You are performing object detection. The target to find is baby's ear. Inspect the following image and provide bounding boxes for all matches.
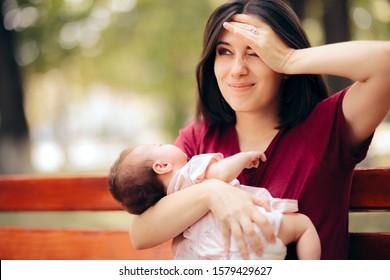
[152,161,172,174]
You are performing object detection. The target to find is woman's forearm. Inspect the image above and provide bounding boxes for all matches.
[130,181,212,249]
[287,40,390,147]
[130,178,276,258]
[286,41,390,82]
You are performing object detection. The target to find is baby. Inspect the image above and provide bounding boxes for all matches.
[108,144,321,259]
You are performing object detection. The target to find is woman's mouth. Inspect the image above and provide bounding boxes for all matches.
[228,83,255,90]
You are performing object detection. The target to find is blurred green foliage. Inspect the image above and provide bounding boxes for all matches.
[8,0,217,138]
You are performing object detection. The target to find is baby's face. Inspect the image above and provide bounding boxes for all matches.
[132,144,188,168]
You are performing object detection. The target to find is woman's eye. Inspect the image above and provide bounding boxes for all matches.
[248,52,259,57]
[216,48,231,55]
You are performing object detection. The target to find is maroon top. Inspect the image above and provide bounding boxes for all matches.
[175,88,373,259]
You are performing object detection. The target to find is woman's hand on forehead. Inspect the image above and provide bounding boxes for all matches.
[223,14,295,73]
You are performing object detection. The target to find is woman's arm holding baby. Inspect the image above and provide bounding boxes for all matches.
[130,178,275,259]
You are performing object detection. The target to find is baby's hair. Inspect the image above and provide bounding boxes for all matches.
[108,147,166,214]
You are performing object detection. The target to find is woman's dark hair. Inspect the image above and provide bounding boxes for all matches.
[195,0,329,129]
[107,148,166,215]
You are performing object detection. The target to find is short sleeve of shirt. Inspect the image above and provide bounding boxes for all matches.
[167,153,223,194]
[187,153,224,183]
[298,87,372,176]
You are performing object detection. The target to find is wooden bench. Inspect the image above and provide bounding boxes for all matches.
[0,167,389,260]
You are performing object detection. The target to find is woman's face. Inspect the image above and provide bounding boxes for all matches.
[214,25,283,115]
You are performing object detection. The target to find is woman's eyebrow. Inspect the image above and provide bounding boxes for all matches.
[216,41,252,51]
[216,41,230,46]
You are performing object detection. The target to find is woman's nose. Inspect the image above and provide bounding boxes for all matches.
[231,56,249,77]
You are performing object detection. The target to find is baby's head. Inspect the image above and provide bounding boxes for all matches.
[108,144,187,214]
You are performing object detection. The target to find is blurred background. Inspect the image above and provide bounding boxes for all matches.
[0,0,389,231]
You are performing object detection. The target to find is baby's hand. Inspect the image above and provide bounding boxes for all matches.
[244,151,266,169]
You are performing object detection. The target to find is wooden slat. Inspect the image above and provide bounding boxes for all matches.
[350,167,390,211]
[0,227,173,260]
[0,168,389,260]
[1,227,388,260]
[0,175,122,211]
[0,167,389,211]
[348,232,390,260]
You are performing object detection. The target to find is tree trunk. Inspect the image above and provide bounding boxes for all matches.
[288,0,306,20]
[322,0,352,92]
[0,10,32,174]
[288,0,352,92]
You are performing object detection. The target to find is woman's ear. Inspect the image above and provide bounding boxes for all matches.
[152,161,173,174]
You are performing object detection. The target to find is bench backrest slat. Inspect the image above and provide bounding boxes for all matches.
[350,168,390,211]
[0,175,121,211]
[0,167,389,260]
[0,167,389,211]
[0,227,173,260]
[348,232,390,260]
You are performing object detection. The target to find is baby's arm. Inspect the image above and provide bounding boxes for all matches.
[205,151,266,183]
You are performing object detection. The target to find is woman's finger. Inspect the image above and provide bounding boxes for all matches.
[231,14,266,27]
[254,196,271,212]
[230,222,249,259]
[252,209,276,244]
[240,216,263,257]
[226,21,258,33]
[223,22,260,40]
[220,224,231,258]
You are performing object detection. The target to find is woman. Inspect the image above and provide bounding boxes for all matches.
[129,0,390,259]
